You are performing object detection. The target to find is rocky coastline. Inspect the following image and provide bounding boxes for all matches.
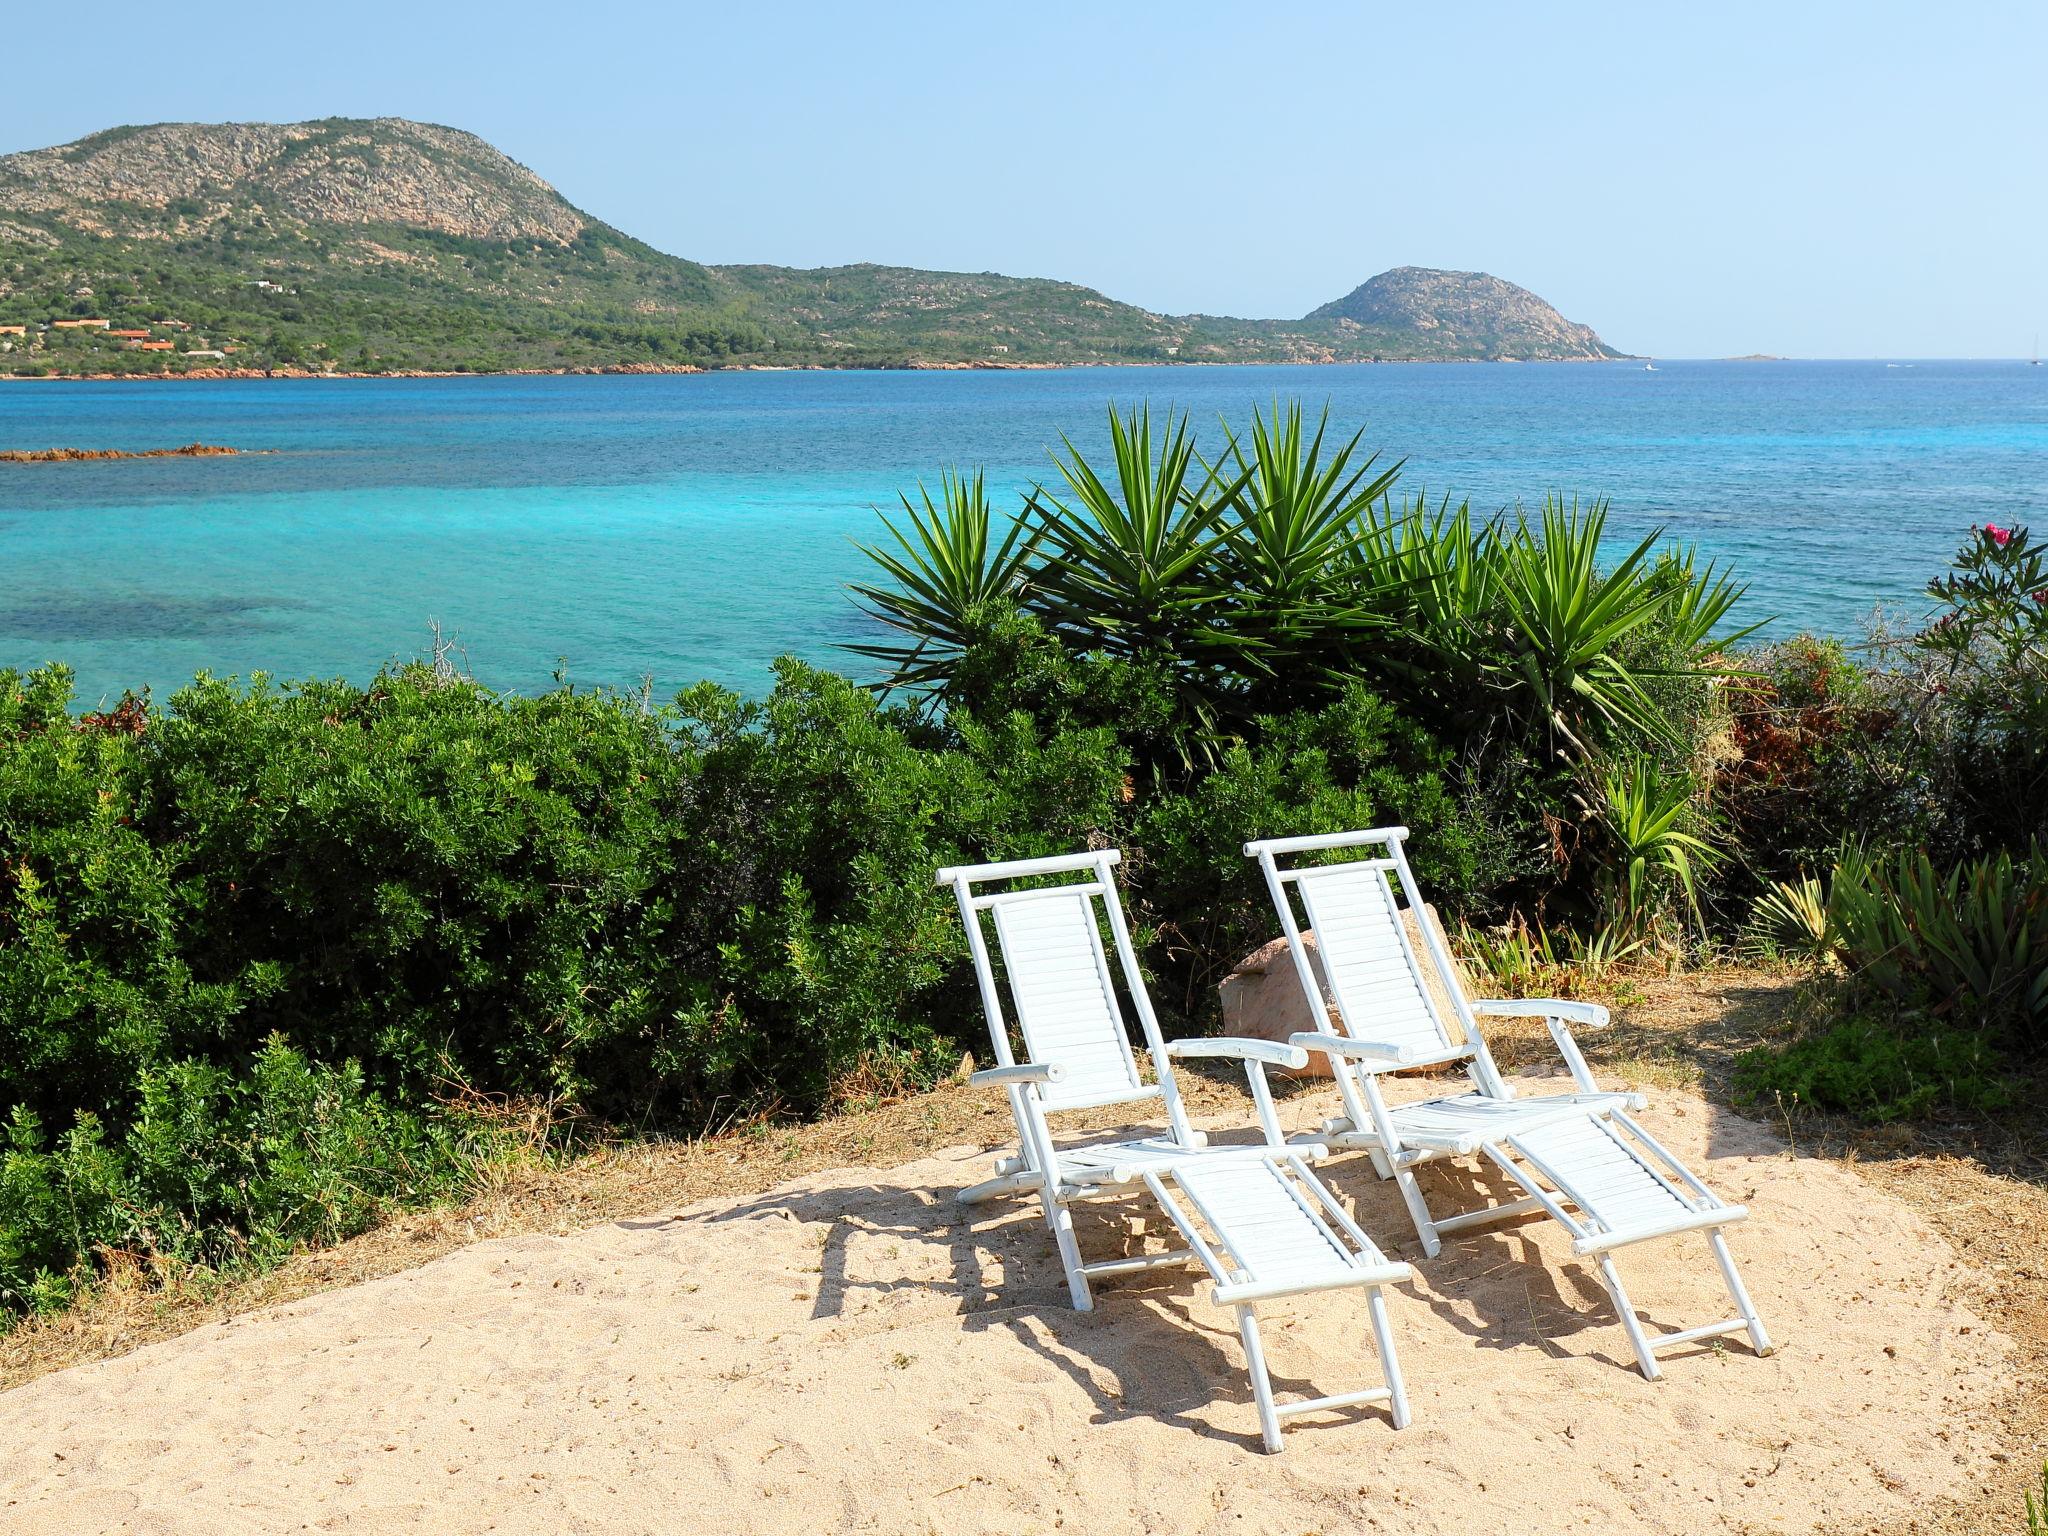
[3,353,1636,384]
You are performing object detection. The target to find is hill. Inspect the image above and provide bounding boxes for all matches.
[1305,266,1622,361]
[0,119,1627,376]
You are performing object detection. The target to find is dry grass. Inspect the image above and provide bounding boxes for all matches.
[2,966,2042,1534]
[1542,966,2048,1536]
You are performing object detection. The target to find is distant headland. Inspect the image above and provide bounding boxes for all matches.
[0,118,1630,378]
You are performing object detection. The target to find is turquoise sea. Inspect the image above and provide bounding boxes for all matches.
[2,360,2043,708]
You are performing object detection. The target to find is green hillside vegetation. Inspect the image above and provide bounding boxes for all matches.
[0,118,1626,376]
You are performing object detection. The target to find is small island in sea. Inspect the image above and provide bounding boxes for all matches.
[0,117,1628,378]
[0,442,249,462]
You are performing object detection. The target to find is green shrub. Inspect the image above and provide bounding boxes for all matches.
[1125,681,1530,1009]
[1732,1015,2015,1122]
[0,1038,468,1313]
[657,660,1128,1114]
[0,657,1139,1314]
[1721,526,2048,892]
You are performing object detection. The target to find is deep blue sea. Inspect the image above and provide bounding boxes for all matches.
[2,360,2043,708]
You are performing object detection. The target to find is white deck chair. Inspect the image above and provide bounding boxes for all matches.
[939,848,1412,1450]
[1245,827,1773,1380]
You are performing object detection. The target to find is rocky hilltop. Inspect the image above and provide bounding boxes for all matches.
[0,120,584,244]
[0,118,1627,375]
[1307,267,1620,361]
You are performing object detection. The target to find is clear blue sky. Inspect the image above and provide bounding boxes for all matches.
[5,1,2041,358]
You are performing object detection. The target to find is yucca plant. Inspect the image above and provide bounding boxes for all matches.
[847,469,1038,695]
[1205,401,1404,696]
[1347,491,1506,710]
[1744,872,1834,969]
[1024,406,1258,767]
[1499,497,1749,758]
[1826,841,2048,1044]
[1599,757,1725,934]
[1025,406,1245,655]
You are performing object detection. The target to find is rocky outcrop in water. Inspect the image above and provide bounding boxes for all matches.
[0,443,246,461]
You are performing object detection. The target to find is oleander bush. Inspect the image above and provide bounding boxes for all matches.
[1726,522,2048,1114]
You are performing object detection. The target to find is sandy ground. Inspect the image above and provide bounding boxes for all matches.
[0,1073,2016,1536]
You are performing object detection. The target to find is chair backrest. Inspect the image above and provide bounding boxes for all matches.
[936,849,1194,1140]
[1246,828,1508,1096]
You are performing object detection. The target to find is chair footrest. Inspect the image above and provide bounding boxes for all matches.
[1572,1205,1747,1255]
[1273,1386,1392,1420]
[1648,1317,1752,1353]
[1160,1156,1410,1305]
[1079,1248,1197,1278]
[1429,1194,1548,1234]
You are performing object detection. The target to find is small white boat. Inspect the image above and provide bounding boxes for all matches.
[1643,362,1657,372]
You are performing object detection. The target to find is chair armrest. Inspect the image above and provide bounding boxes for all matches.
[1165,1036,1308,1071]
[967,1062,1065,1089]
[1288,1031,1423,1065]
[1469,998,1611,1028]
[1471,1000,1611,1094]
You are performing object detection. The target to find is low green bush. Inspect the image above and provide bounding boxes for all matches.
[1,1037,475,1312]
[0,656,1145,1313]
[1732,1014,2015,1122]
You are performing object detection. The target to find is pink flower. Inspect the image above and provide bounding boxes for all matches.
[1985,523,2013,548]
[2035,590,2048,605]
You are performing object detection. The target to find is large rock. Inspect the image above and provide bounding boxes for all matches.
[1217,904,1470,1078]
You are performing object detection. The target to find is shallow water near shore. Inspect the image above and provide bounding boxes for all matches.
[2,359,2043,707]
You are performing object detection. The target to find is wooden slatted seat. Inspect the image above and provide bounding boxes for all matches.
[1247,827,1774,1381]
[939,849,1414,1450]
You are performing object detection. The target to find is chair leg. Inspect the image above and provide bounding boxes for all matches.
[1595,1255,1662,1381]
[1042,1190,1092,1311]
[1366,1146,1395,1180]
[1708,1228,1774,1357]
[1235,1304,1284,1453]
[957,1168,1035,1205]
[1392,1165,1443,1258]
[1366,1286,1411,1430]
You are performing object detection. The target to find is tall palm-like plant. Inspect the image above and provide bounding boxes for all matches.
[1600,756,1725,933]
[1207,402,1404,700]
[1500,497,1746,757]
[847,469,1038,695]
[1022,407,1257,767]
[1026,405,1245,658]
[1347,491,1508,712]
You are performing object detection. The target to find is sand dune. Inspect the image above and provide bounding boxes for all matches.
[0,1084,2013,1535]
